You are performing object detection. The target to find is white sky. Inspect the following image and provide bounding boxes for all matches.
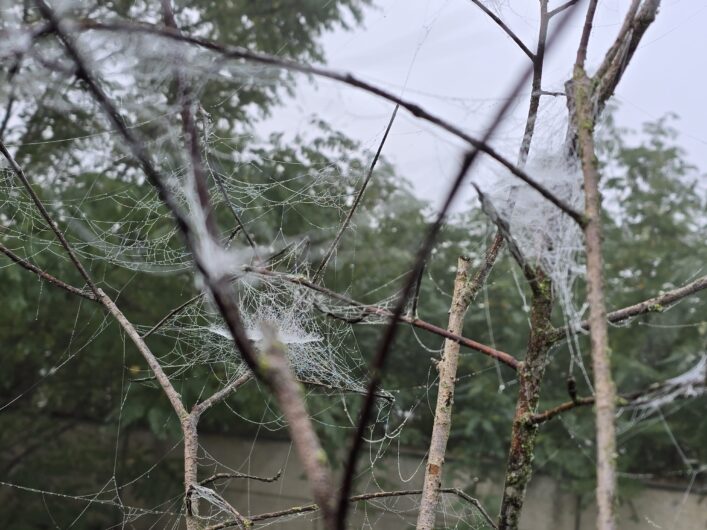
[262,0,707,210]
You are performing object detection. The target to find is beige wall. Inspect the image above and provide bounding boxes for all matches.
[199,434,706,529]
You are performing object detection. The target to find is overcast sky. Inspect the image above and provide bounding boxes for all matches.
[262,0,707,210]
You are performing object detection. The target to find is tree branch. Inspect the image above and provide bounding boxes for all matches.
[312,104,398,283]
[549,0,580,18]
[469,0,535,61]
[417,257,471,529]
[531,357,706,424]
[571,3,616,526]
[141,293,202,338]
[244,265,519,370]
[0,140,99,296]
[548,274,707,343]
[593,0,660,118]
[257,325,336,528]
[206,488,496,530]
[199,469,282,487]
[0,242,95,301]
[191,373,253,418]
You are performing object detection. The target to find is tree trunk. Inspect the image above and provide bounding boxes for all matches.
[416,257,471,530]
[498,274,553,530]
[573,68,617,530]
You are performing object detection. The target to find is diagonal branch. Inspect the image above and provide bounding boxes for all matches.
[592,0,660,118]
[0,140,99,296]
[548,274,707,343]
[312,104,398,283]
[66,19,584,225]
[244,266,519,370]
[141,293,202,338]
[191,373,253,418]
[605,275,707,325]
[469,0,535,61]
[549,0,580,18]
[0,242,95,301]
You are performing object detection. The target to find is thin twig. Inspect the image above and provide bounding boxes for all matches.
[549,274,707,343]
[206,488,496,530]
[0,242,95,301]
[141,293,202,338]
[531,365,706,424]
[0,140,99,296]
[548,0,580,18]
[469,0,535,61]
[312,104,398,282]
[191,373,253,418]
[199,469,282,487]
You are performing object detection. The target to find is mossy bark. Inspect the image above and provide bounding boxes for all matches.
[498,273,553,530]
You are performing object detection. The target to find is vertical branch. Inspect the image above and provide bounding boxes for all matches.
[497,272,553,530]
[416,258,470,530]
[159,3,211,525]
[518,0,549,166]
[416,247,501,530]
[572,66,617,530]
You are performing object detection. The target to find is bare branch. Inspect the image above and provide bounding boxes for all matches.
[518,0,549,166]
[469,0,535,61]
[66,19,585,225]
[575,0,599,68]
[141,293,202,338]
[606,275,707,324]
[313,104,398,282]
[548,0,580,18]
[549,274,707,343]
[593,0,659,117]
[206,488,495,530]
[417,257,471,529]
[530,396,595,424]
[191,373,253,418]
[0,140,99,296]
[98,290,188,419]
[532,358,707,424]
[571,3,616,524]
[417,236,504,530]
[199,469,282,487]
[0,242,95,301]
